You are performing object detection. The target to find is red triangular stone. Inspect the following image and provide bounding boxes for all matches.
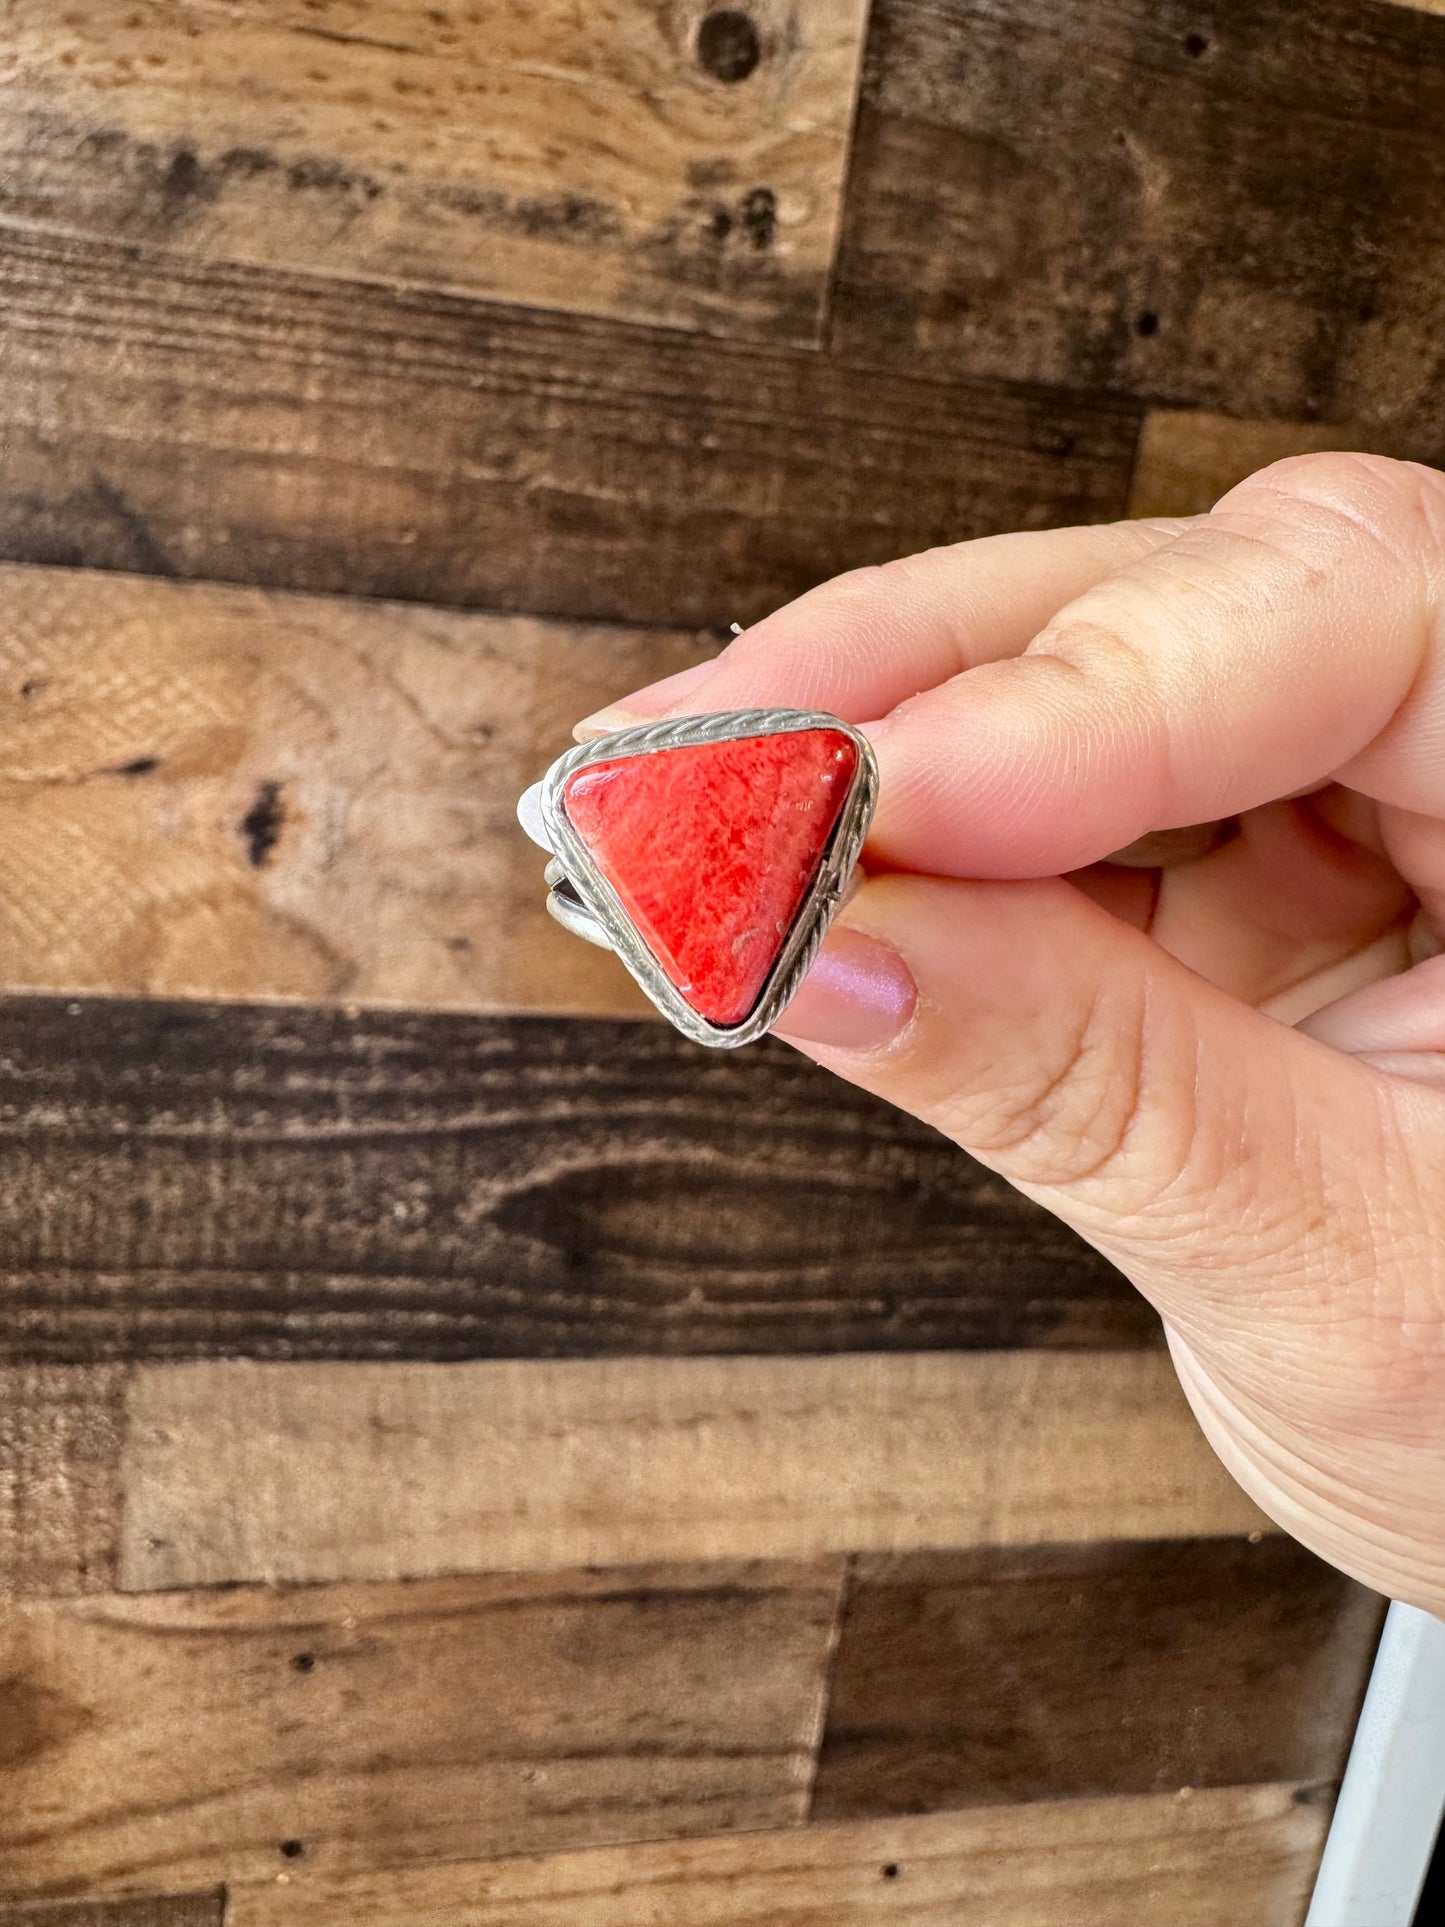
[562,728,859,1027]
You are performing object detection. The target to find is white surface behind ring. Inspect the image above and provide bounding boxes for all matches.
[516,782,553,852]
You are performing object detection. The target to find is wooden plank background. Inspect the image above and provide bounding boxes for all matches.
[217,1789,1337,1927]
[116,1353,1265,1588]
[3,1,1442,1920]
[0,0,871,344]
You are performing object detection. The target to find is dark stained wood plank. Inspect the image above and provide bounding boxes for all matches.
[0,1897,223,1927]
[117,1354,1264,1590]
[811,1537,1384,1820]
[0,561,706,1013]
[0,996,1153,1364]
[0,1366,127,1597]
[227,1786,1330,1927]
[0,224,1143,630]
[0,0,869,346]
[0,1560,842,1898]
[833,0,1445,434]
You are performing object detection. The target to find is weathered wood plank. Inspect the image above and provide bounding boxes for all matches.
[0,224,1143,629]
[0,1559,841,1899]
[0,1,869,346]
[812,1539,1384,1819]
[1125,409,1435,517]
[225,1785,1331,1927]
[116,1353,1266,1590]
[0,562,705,1012]
[0,997,1155,1364]
[0,1897,223,1927]
[0,1366,127,1598]
[834,0,1445,432]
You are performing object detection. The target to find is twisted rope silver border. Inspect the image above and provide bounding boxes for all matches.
[538,708,879,1048]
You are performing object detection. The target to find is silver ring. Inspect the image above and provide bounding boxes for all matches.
[518,708,879,1048]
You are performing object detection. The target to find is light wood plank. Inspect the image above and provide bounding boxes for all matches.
[1126,409,1422,518]
[0,0,869,344]
[812,1542,1382,1817]
[0,1560,841,1899]
[226,1784,1330,1927]
[0,224,1144,631]
[118,1353,1268,1590]
[0,562,707,1011]
[0,997,1155,1366]
[0,1366,127,1597]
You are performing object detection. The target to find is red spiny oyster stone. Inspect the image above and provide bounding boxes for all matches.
[562,728,859,1027]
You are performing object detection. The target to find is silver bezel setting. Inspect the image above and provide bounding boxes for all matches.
[535,708,879,1048]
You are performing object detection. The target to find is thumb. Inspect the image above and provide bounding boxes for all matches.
[776,873,1427,1406]
[781,875,1445,1611]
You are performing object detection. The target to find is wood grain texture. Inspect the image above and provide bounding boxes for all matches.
[225,1784,1330,1927]
[0,0,869,345]
[0,996,1155,1364]
[834,0,1445,432]
[0,1898,223,1927]
[0,1559,841,1900]
[116,1353,1267,1590]
[812,1539,1384,1819]
[1125,410,1436,517]
[0,562,707,1011]
[0,1367,127,1598]
[0,223,1143,629]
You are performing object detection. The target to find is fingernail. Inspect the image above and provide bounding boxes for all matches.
[774,925,917,1053]
[574,657,724,741]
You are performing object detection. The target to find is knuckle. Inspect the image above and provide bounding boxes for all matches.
[1020,614,1171,779]
[1245,447,1407,500]
[1225,450,1445,577]
[952,980,1189,1202]
[1009,610,1178,851]
[1029,611,1159,687]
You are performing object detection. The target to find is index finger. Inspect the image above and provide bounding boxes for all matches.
[577,518,1192,736]
[856,453,1445,878]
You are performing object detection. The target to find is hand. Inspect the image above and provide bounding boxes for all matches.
[579,454,1445,1615]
